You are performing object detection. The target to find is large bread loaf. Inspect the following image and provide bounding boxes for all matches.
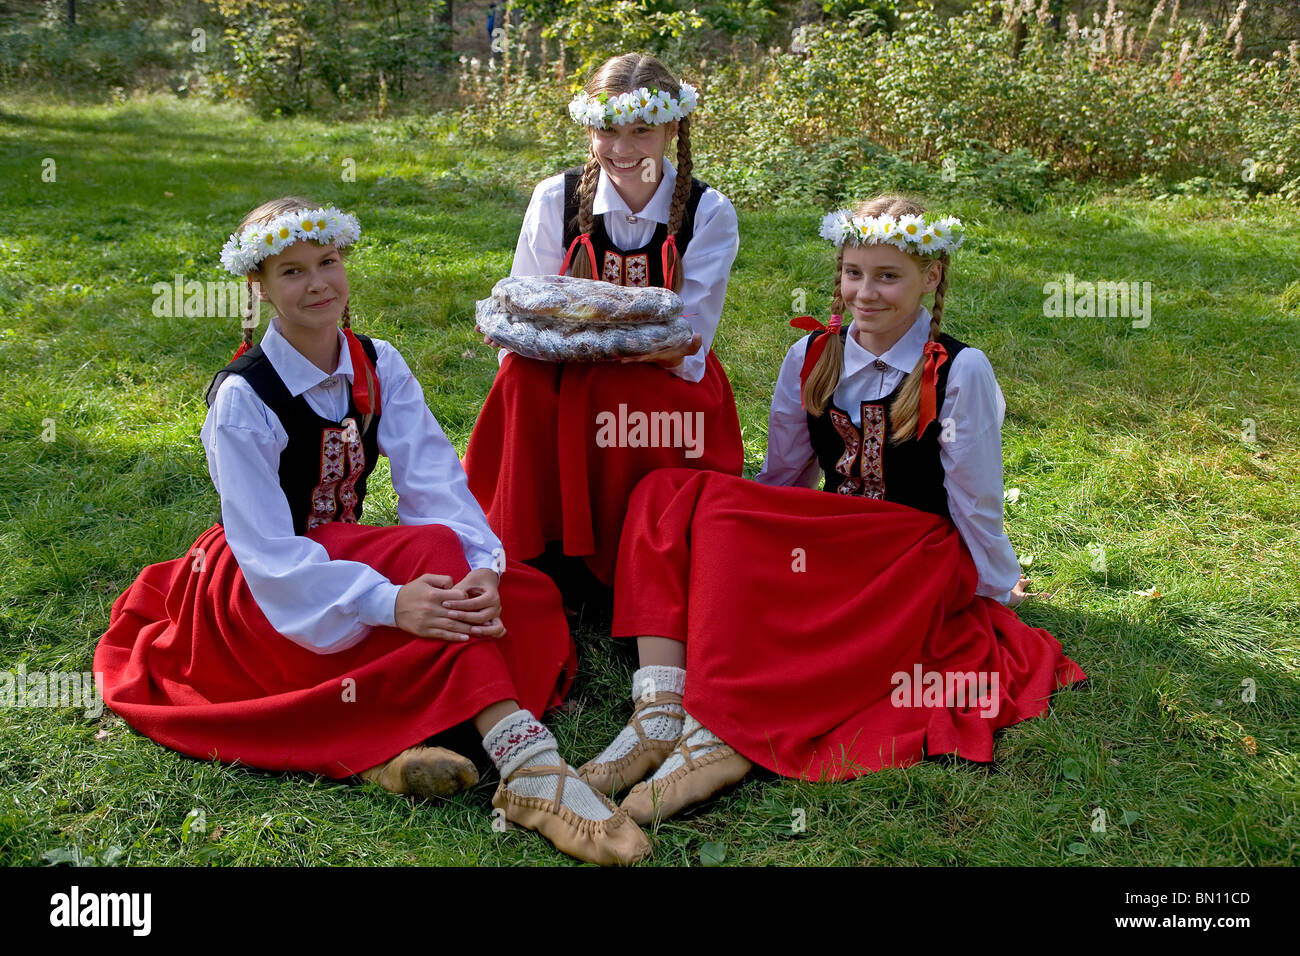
[475,298,693,362]
[475,274,692,361]
[490,275,682,325]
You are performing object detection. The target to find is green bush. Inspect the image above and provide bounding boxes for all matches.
[3,1,1297,204]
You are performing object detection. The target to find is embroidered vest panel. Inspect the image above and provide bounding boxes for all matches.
[804,331,966,518]
[205,335,382,535]
[561,165,707,287]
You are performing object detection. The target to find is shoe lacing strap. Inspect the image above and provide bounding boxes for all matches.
[627,691,684,745]
[509,763,585,814]
[674,732,725,772]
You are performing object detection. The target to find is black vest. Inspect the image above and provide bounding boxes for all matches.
[204,336,382,535]
[562,165,708,287]
[804,330,967,518]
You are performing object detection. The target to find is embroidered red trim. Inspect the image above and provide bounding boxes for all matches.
[602,250,623,284]
[625,252,649,287]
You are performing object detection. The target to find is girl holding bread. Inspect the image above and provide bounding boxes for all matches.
[463,52,744,606]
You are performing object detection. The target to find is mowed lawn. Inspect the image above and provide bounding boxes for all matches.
[0,96,1296,866]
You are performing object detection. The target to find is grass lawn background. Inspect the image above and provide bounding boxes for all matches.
[0,96,1296,866]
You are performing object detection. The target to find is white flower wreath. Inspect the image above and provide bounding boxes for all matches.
[568,82,699,129]
[819,209,965,256]
[220,206,361,276]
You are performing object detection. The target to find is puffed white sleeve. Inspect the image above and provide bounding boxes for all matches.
[373,340,505,575]
[937,348,1023,604]
[672,189,740,384]
[201,378,402,655]
[754,336,821,488]
[510,175,567,278]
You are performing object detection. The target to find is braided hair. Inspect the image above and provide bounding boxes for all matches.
[801,194,950,444]
[567,53,694,294]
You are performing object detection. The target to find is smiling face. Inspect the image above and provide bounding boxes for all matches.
[250,240,349,335]
[589,118,677,194]
[839,243,942,355]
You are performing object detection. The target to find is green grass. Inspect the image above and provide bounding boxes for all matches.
[1,95,1297,867]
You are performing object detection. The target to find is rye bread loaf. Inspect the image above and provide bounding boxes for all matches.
[490,274,682,325]
[475,297,693,362]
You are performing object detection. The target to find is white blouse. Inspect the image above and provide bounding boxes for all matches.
[507,157,740,384]
[201,319,505,655]
[754,308,1023,604]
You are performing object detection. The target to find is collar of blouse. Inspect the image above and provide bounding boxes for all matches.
[841,306,934,378]
[261,319,354,397]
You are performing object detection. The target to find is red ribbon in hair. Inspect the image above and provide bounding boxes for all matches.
[789,314,844,410]
[560,233,598,279]
[345,327,381,415]
[231,342,250,361]
[915,340,949,439]
[661,235,678,289]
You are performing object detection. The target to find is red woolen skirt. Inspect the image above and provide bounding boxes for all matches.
[94,521,576,778]
[612,469,1087,781]
[462,352,744,585]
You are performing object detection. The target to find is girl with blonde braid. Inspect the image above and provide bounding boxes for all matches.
[96,196,652,865]
[578,195,1087,825]
[463,52,744,608]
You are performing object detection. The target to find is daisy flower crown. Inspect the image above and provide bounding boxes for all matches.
[568,82,699,129]
[220,206,361,276]
[819,209,965,256]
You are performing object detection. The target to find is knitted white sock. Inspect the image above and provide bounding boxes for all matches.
[651,711,724,780]
[483,710,612,821]
[590,665,686,766]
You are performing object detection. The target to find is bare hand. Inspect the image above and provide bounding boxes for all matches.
[440,568,506,638]
[1006,574,1050,608]
[620,333,702,369]
[395,573,478,641]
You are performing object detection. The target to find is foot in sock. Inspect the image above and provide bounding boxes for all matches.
[483,709,651,866]
[579,665,685,796]
[621,712,753,826]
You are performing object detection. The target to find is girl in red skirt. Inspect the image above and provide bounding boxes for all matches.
[578,195,1088,825]
[463,52,745,601]
[95,197,650,865]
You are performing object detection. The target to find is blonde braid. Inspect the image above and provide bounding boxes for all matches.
[663,115,693,294]
[241,281,256,351]
[567,155,602,280]
[338,296,380,430]
[802,245,847,416]
[889,256,948,444]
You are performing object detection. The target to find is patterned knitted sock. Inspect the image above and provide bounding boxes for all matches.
[482,710,613,821]
[589,665,686,766]
[650,711,725,780]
